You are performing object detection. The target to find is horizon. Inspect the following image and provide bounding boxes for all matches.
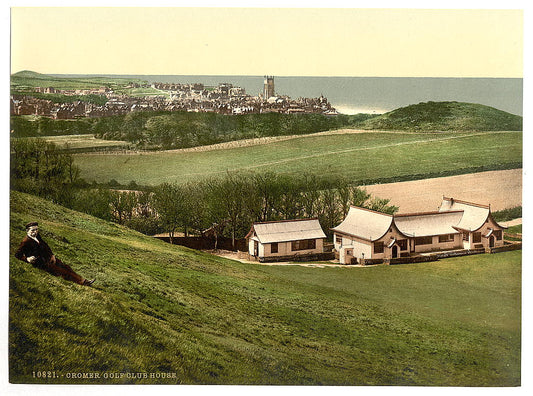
[11,70,526,80]
[11,71,523,115]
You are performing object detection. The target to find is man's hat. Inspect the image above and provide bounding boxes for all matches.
[25,222,38,229]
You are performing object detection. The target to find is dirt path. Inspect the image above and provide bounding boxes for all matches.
[502,218,522,227]
[364,168,522,213]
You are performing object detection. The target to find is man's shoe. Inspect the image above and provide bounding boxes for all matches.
[83,279,95,286]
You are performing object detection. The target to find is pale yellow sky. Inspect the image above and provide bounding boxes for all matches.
[10,7,523,77]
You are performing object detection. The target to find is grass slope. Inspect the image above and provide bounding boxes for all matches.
[73,130,523,185]
[9,191,521,385]
[11,71,146,91]
[361,102,522,131]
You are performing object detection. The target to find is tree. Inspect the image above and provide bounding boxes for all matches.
[249,172,284,222]
[145,115,178,149]
[121,112,148,144]
[109,190,137,224]
[369,197,398,215]
[72,188,113,221]
[318,188,341,235]
[181,181,209,236]
[10,137,80,203]
[299,174,327,218]
[152,183,186,244]
[205,173,251,249]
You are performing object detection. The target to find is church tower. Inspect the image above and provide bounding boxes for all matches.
[263,76,275,99]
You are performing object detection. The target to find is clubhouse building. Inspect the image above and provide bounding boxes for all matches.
[332,197,507,264]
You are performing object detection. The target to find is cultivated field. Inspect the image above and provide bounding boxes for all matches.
[73,130,522,185]
[364,168,522,212]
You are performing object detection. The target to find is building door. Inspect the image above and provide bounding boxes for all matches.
[489,236,495,248]
[254,240,259,256]
[392,245,398,258]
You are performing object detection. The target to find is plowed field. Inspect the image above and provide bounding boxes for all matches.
[364,168,522,212]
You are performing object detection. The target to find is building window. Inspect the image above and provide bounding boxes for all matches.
[397,239,408,250]
[335,235,342,245]
[374,241,384,254]
[472,232,482,243]
[494,230,502,240]
[291,239,316,251]
[414,236,433,246]
[438,234,454,243]
[271,242,278,254]
[463,233,469,241]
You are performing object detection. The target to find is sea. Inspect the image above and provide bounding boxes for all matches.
[56,75,523,116]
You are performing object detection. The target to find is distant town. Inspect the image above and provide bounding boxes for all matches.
[10,76,338,119]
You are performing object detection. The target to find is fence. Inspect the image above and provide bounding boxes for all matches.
[258,252,336,263]
[487,242,522,254]
[154,235,247,251]
[347,243,520,266]
[432,247,486,260]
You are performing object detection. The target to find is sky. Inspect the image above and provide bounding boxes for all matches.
[9,5,523,78]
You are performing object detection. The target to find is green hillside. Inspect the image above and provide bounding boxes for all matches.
[9,191,521,385]
[73,130,522,185]
[360,101,522,131]
[11,70,146,91]
[12,70,51,79]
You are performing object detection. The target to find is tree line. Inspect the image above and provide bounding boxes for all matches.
[11,138,397,249]
[11,111,374,149]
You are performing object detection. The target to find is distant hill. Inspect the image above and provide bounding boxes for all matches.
[8,190,521,385]
[11,70,147,90]
[11,70,52,79]
[358,101,522,131]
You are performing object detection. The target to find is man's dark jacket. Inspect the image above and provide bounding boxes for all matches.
[15,234,54,268]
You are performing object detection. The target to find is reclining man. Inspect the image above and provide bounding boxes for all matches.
[15,222,95,287]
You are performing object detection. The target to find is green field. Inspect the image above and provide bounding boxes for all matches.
[32,135,129,150]
[72,130,523,185]
[9,191,521,385]
[123,87,170,98]
[11,70,147,91]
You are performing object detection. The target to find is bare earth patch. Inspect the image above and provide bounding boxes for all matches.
[364,168,522,213]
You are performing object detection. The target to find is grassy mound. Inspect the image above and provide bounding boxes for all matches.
[360,101,522,131]
[11,70,51,79]
[9,191,521,385]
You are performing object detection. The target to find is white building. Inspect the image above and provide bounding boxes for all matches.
[332,197,507,264]
[245,218,327,262]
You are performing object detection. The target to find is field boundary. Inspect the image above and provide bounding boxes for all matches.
[350,242,521,266]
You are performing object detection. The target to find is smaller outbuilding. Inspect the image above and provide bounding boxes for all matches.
[245,218,328,263]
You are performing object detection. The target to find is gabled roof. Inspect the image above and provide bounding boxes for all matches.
[438,197,498,231]
[394,211,464,237]
[332,197,507,242]
[246,218,326,244]
[331,206,394,242]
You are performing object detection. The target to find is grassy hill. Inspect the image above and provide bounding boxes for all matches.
[360,101,522,131]
[9,191,521,385]
[72,130,522,185]
[11,70,146,91]
[12,70,51,79]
